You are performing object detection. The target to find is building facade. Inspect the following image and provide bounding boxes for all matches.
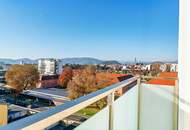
[170,64,178,72]
[37,75,59,88]
[38,59,62,75]
[0,70,6,84]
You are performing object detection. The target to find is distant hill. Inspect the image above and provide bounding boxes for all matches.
[0,57,114,65]
[0,58,37,64]
[60,57,103,65]
[151,60,178,64]
[101,60,121,65]
[0,58,177,65]
[151,61,165,64]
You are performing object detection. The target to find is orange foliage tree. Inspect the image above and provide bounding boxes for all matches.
[58,67,73,88]
[68,65,117,109]
[67,65,97,99]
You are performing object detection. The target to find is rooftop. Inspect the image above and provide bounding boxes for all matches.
[146,72,178,86]
[24,88,70,106]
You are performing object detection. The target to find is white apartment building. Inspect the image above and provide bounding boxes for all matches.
[160,64,167,72]
[170,64,178,72]
[38,59,62,75]
[141,64,151,71]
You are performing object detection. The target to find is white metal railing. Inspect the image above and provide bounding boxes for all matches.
[0,77,138,130]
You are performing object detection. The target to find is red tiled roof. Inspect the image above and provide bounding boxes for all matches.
[159,72,178,78]
[110,74,128,77]
[146,79,175,86]
[96,73,129,83]
[146,72,177,86]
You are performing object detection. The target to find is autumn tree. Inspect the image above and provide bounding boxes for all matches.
[67,65,97,99]
[151,63,161,76]
[58,67,73,88]
[5,64,39,93]
[166,64,171,72]
[94,72,117,109]
[68,66,117,109]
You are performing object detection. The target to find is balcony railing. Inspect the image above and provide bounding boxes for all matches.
[0,76,178,130]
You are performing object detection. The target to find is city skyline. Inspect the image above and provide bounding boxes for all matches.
[0,0,178,61]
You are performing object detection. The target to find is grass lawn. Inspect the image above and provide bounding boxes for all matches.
[76,107,100,117]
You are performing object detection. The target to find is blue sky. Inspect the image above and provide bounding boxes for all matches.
[0,0,178,61]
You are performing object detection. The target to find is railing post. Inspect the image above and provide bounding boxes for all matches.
[137,77,141,130]
[107,92,115,130]
[173,79,179,130]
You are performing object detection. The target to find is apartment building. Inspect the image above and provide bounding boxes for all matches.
[0,70,6,84]
[0,64,10,84]
[38,59,62,75]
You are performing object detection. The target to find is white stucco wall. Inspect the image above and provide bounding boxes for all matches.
[178,0,190,130]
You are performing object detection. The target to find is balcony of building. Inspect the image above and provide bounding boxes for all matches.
[0,76,179,130]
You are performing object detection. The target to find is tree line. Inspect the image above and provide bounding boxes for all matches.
[59,65,116,100]
[5,65,116,101]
